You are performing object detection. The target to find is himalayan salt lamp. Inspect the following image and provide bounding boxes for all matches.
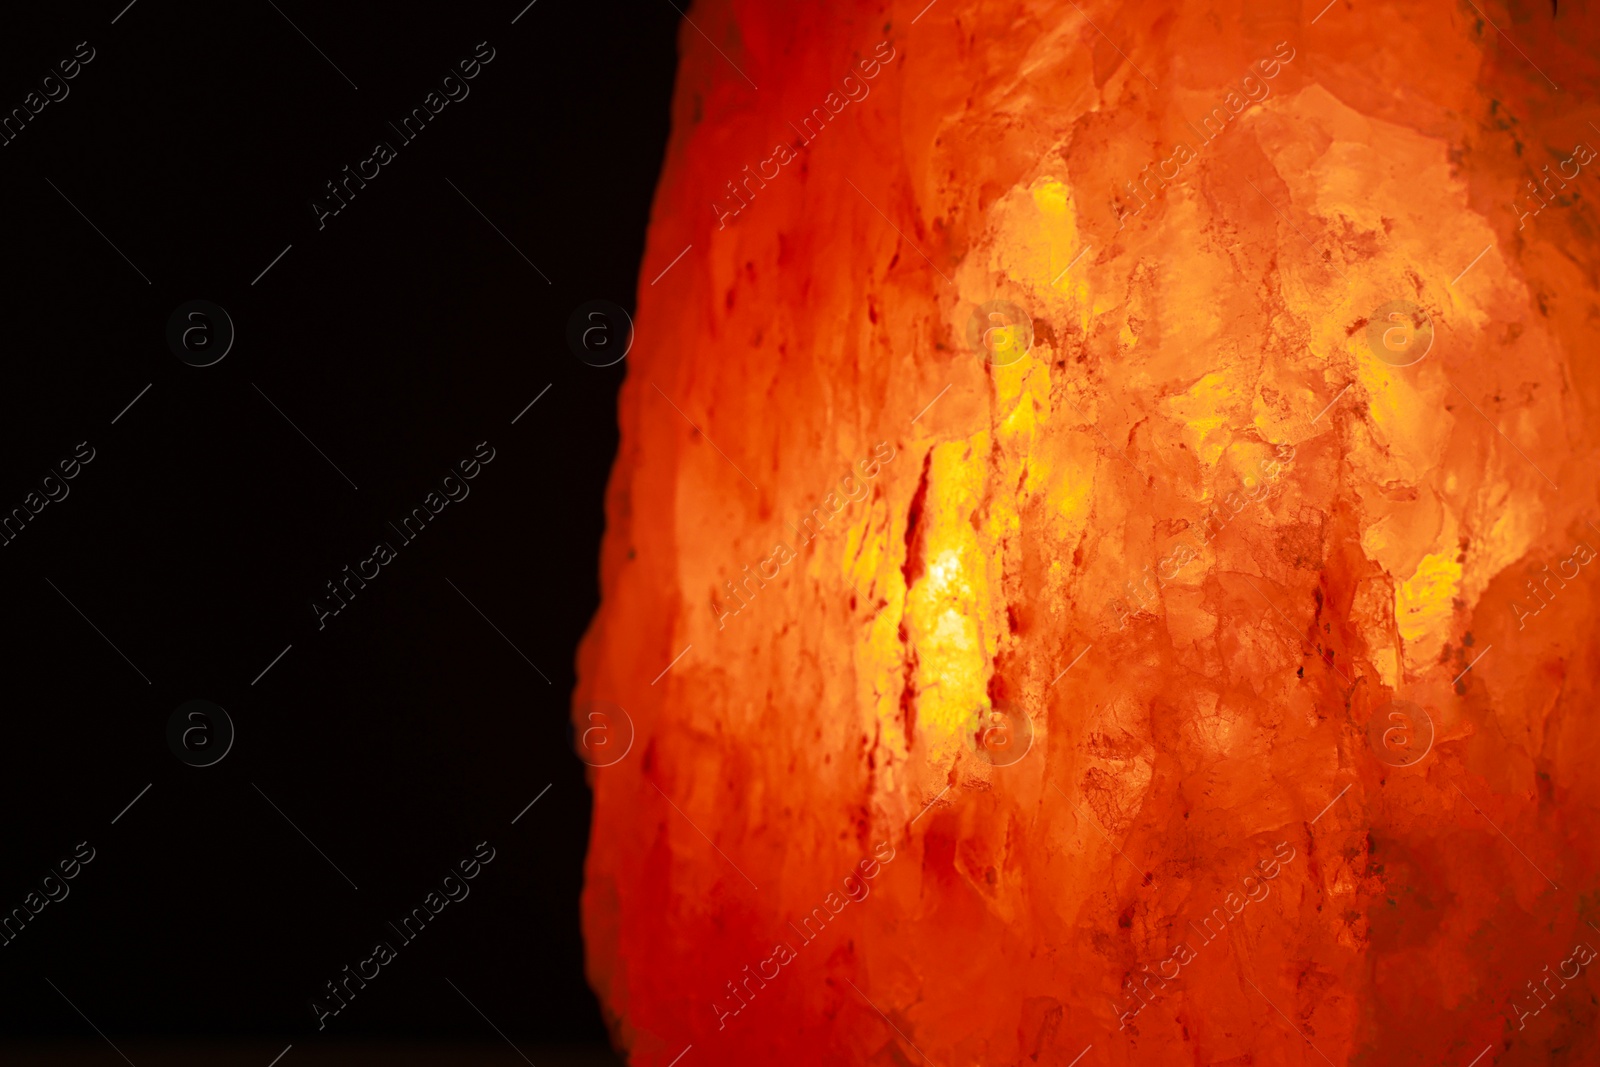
[576,0,1600,1063]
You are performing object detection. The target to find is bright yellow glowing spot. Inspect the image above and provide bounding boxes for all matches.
[897,439,996,767]
[932,606,974,649]
[930,549,965,593]
[1396,551,1461,645]
[1032,180,1069,217]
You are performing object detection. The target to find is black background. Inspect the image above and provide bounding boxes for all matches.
[0,0,677,1057]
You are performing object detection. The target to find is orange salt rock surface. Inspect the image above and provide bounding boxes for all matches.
[574,1,1600,1063]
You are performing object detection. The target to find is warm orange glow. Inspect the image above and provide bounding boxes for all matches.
[578,1,1600,1063]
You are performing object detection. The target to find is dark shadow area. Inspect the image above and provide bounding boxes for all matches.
[0,1,679,1059]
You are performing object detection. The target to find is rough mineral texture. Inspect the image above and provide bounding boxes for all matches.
[576,1,1600,1063]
